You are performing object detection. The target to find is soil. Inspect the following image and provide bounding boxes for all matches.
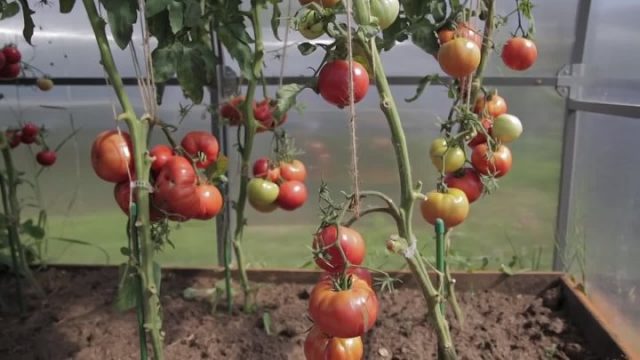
[0,268,617,360]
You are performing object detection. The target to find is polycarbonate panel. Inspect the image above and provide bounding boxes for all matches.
[0,0,576,78]
[576,0,640,104]
[0,81,563,270]
[566,112,640,354]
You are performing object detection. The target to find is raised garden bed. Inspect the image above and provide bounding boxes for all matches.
[0,266,633,359]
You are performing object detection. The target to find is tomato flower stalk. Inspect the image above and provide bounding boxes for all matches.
[80,0,164,358]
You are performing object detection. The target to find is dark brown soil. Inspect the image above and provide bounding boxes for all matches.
[0,268,617,360]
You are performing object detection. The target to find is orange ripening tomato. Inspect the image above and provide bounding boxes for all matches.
[91,130,134,183]
[437,38,481,78]
[473,94,507,117]
[420,188,470,228]
[304,326,363,360]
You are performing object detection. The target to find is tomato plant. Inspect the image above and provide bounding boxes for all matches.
[430,138,465,173]
[318,60,369,108]
[35,150,57,167]
[220,96,245,126]
[492,114,522,143]
[471,143,513,178]
[313,225,365,273]
[321,266,373,288]
[276,180,307,210]
[420,188,470,228]
[467,117,493,147]
[437,38,481,78]
[296,8,325,40]
[181,131,219,168]
[304,326,363,360]
[90,130,133,183]
[444,168,484,204]
[501,37,538,71]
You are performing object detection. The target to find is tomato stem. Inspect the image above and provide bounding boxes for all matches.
[80,0,164,358]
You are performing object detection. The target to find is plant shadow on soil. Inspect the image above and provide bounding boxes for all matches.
[0,268,622,360]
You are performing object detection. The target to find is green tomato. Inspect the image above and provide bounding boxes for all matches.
[492,114,523,144]
[429,138,465,174]
[247,178,279,207]
[297,8,325,40]
[370,0,400,30]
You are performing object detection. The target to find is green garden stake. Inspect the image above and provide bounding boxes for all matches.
[435,218,446,316]
[130,202,148,360]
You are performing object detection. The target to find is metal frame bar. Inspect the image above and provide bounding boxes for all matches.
[1,76,557,87]
[553,0,592,271]
[567,98,640,119]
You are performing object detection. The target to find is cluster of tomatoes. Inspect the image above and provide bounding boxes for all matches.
[436,21,538,78]
[220,96,287,132]
[91,130,223,222]
[305,225,377,359]
[0,45,21,80]
[5,123,57,167]
[248,157,308,212]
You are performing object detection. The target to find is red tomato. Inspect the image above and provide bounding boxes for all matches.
[220,96,245,126]
[318,60,369,108]
[180,131,219,168]
[154,156,198,220]
[0,63,20,79]
[91,130,133,183]
[467,117,493,147]
[36,150,57,167]
[276,180,307,210]
[420,188,470,228]
[471,143,512,178]
[2,45,21,64]
[0,52,5,69]
[21,123,38,138]
[193,183,223,220]
[444,168,484,203]
[6,131,20,148]
[438,22,482,47]
[253,99,274,132]
[20,132,37,144]
[308,275,379,338]
[437,38,481,78]
[150,144,174,173]
[501,37,538,71]
[303,326,363,360]
[252,157,271,178]
[279,159,307,182]
[115,181,163,222]
[474,94,507,117]
[313,225,365,273]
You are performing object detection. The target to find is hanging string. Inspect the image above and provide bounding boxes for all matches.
[344,0,361,216]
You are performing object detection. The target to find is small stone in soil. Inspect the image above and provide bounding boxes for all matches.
[546,318,566,335]
[378,347,391,358]
[563,342,584,359]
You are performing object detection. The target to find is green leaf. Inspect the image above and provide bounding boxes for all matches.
[120,246,131,256]
[273,83,308,121]
[50,237,111,263]
[430,0,447,24]
[217,22,254,80]
[262,311,272,335]
[380,17,409,51]
[152,44,178,83]
[168,1,184,34]
[153,261,162,293]
[148,10,173,46]
[270,1,281,41]
[183,0,202,26]
[21,219,45,239]
[16,0,35,45]
[297,42,317,56]
[114,263,138,312]
[405,73,440,102]
[100,0,138,50]
[0,2,20,19]
[206,154,228,181]
[59,0,75,13]
[145,0,171,18]
[411,22,439,57]
[176,44,206,103]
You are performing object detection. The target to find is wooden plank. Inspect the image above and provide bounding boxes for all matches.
[561,276,635,360]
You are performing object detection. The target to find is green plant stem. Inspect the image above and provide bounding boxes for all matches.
[470,0,496,104]
[1,148,42,298]
[129,206,148,360]
[370,39,457,360]
[80,1,164,358]
[232,2,265,313]
[0,173,24,314]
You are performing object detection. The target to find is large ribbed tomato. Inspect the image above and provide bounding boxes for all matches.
[304,326,363,360]
[91,130,133,183]
[313,225,365,273]
[318,60,369,108]
[154,156,198,221]
[180,131,219,169]
[308,275,378,338]
[420,188,470,228]
[149,144,174,174]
